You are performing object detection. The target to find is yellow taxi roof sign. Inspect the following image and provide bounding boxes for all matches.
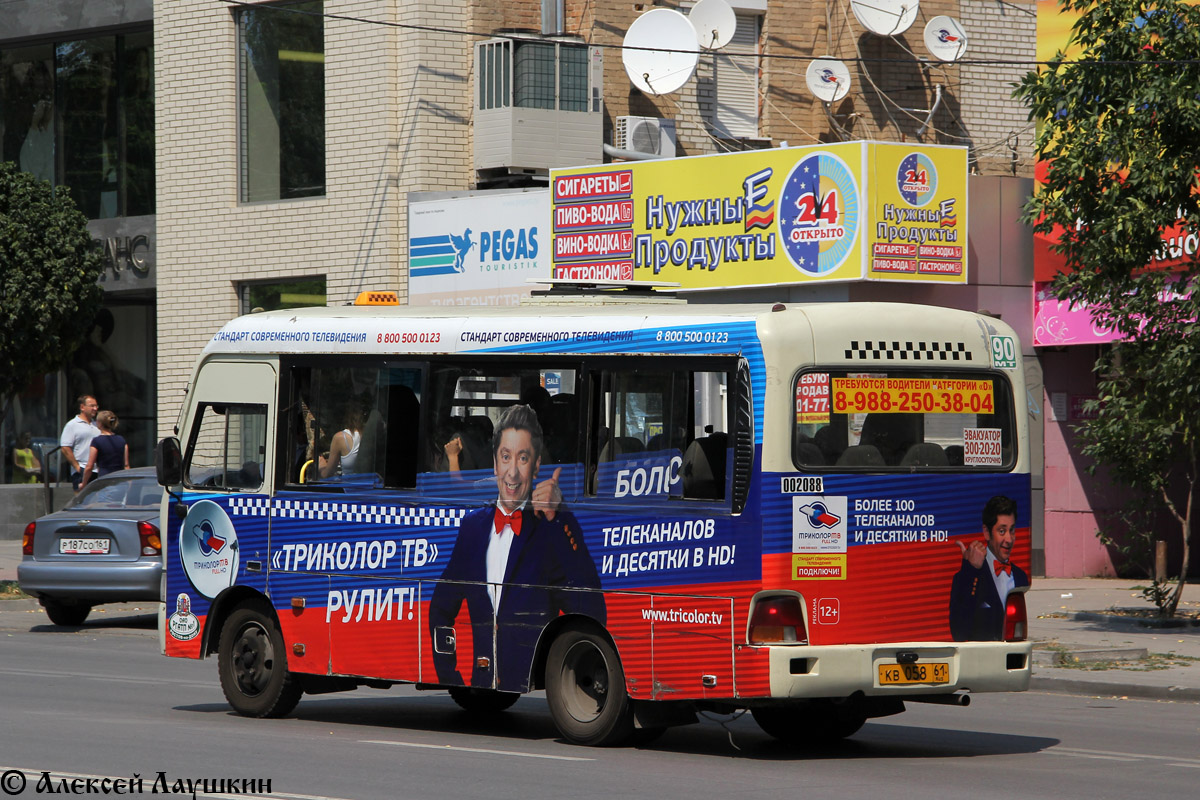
[354,290,400,306]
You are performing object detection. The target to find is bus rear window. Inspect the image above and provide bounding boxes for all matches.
[792,370,1015,471]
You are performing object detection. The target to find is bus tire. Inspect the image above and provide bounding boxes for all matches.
[218,605,302,718]
[545,627,633,746]
[447,686,519,714]
[752,701,866,744]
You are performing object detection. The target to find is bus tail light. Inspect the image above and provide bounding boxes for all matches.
[138,521,162,556]
[1004,591,1027,641]
[23,522,35,555]
[748,594,807,644]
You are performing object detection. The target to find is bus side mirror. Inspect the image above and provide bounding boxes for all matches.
[156,437,182,486]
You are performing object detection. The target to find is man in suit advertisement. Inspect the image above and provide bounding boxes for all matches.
[428,403,605,691]
[948,495,1030,641]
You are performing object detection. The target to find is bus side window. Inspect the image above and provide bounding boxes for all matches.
[184,403,268,492]
[283,363,422,489]
[588,365,731,502]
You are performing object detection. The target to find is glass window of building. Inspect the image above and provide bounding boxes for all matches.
[238,0,326,203]
[121,31,155,217]
[1,32,153,217]
[57,37,119,218]
[1,44,55,184]
[706,12,760,139]
[240,277,327,314]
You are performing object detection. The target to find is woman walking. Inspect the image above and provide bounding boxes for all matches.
[79,410,129,489]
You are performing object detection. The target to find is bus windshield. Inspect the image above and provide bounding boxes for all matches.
[793,369,1015,471]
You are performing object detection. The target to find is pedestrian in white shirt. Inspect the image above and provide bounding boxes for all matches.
[60,394,100,490]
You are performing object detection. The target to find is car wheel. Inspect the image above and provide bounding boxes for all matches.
[545,626,634,746]
[751,701,866,745]
[447,687,520,714]
[43,601,91,627]
[218,605,302,718]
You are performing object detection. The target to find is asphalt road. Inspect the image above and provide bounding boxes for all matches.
[2,600,1199,800]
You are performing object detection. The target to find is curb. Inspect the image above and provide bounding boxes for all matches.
[1069,611,1200,629]
[1030,675,1200,702]
[1032,647,1148,666]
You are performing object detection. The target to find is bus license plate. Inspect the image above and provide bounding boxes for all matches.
[879,662,949,685]
[59,538,110,555]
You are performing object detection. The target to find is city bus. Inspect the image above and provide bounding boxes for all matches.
[155,290,1032,746]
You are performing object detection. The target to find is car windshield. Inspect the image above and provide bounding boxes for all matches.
[67,476,163,510]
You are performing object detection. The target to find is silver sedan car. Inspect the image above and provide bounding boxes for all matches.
[18,467,163,626]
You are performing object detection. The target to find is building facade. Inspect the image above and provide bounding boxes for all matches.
[0,1,157,536]
[5,0,1052,567]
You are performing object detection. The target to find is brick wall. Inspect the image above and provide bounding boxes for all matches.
[959,0,1037,175]
[470,0,1037,174]
[154,0,1034,433]
[154,0,470,436]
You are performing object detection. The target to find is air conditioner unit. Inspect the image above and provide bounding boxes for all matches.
[615,116,677,157]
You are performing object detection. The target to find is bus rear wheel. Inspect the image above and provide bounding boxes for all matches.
[545,627,634,746]
[448,687,519,714]
[752,701,866,744]
[218,605,302,718]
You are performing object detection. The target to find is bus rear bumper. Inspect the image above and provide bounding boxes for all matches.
[765,640,1033,698]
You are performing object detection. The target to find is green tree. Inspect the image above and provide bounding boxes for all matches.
[1015,0,1200,615]
[0,161,104,420]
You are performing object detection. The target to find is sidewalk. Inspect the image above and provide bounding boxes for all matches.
[1024,578,1200,702]
[3,539,1198,702]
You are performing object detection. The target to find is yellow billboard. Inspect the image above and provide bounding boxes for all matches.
[549,141,967,290]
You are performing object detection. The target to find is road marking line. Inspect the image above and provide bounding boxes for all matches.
[1053,747,1200,766]
[0,666,210,687]
[359,739,594,761]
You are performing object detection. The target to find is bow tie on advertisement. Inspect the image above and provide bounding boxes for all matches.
[494,507,522,536]
[993,560,1012,576]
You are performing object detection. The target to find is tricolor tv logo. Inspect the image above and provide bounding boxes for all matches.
[178,500,239,599]
[792,495,848,554]
[798,501,841,528]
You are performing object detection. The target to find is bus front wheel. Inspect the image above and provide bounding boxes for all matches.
[218,605,302,718]
[545,627,633,746]
[752,701,866,744]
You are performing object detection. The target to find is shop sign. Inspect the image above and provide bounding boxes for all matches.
[408,190,551,306]
[548,141,968,291]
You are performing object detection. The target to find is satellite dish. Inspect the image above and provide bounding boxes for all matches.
[622,9,700,96]
[689,0,737,50]
[851,0,920,36]
[923,16,968,62]
[805,58,851,103]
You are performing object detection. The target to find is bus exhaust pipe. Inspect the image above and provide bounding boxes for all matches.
[907,693,971,707]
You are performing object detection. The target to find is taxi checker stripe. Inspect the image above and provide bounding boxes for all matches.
[845,340,972,361]
[227,497,465,527]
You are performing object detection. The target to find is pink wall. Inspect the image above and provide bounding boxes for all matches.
[1041,348,1123,576]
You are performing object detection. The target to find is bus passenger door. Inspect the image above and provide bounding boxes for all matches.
[275,359,430,682]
